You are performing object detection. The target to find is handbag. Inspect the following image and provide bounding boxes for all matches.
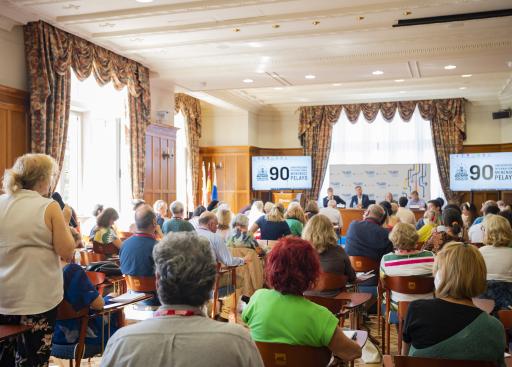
[86,261,122,276]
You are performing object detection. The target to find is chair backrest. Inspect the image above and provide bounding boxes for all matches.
[119,231,133,241]
[93,241,119,255]
[381,276,435,295]
[498,309,512,330]
[390,355,496,367]
[125,275,156,292]
[56,299,89,321]
[255,341,331,367]
[349,256,379,273]
[313,272,348,292]
[80,250,106,265]
[304,295,346,315]
[86,271,106,286]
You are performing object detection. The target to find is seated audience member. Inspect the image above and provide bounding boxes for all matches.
[247,200,265,228]
[162,201,194,234]
[52,191,79,229]
[262,201,273,214]
[478,214,512,313]
[216,208,232,241]
[468,203,501,244]
[189,205,206,230]
[92,208,122,250]
[417,210,437,244]
[416,199,442,230]
[126,199,146,233]
[349,185,370,209]
[249,205,291,241]
[498,200,511,212]
[101,232,264,367]
[345,204,394,287]
[120,206,160,306]
[82,204,103,238]
[323,187,346,208]
[396,196,417,226]
[500,210,512,228]
[207,200,219,212]
[319,199,343,229]
[197,212,248,266]
[402,242,505,365]
[242,237,361,362]
[407,191,426,209]
[0,153,75,367]
[153,200,169,230]
[227,214,264,255]
[380,223,435,305]
[284,202,306,236]
[304,200,320,220]
[302,215,355,296]
[380,200,396,229]
[423,208,464,254]
[385,192,397,204]
[461,202,478,229]
[473,200,498,226]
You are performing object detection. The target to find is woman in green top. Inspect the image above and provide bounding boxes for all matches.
[284,202,306,236]
[242,237,361,363]
[402,242,506,366]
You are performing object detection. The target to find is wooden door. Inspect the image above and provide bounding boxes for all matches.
[144,124,177,206]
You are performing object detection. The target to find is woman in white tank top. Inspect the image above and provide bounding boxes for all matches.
[0,153,75,367]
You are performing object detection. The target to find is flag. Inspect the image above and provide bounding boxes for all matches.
[206,162,212,204]
[201,161,207,206]
[212,162,218,201]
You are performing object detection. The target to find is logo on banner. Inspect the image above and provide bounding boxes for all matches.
[388,170,400,177]
[342,170,352,177]
[256,168,269,181]
[454,166,469,181]
[376,182,387,188]
[365,170,376,177]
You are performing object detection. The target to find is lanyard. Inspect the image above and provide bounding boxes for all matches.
[133,232,156,239]
[154,309,200,317]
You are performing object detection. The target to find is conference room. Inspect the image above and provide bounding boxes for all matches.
[1,1,512,366]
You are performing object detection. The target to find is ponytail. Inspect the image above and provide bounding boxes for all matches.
[2,169,23,195]
[451,221,462,235]
[1,154,57,196]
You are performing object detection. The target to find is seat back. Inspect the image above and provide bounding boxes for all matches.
[313,272,348,293]
[93,241,119,256]
[255,342,331,367]
[119,231,133,241]
[389,355,496,367]
[86,271,106,286]
[498,309,512,348]
[349,256,379,273]
[381,276,434,295]
[304,295,346,315]
[80,250,106,265]
[125,275,156,292]
[55,300,89,365]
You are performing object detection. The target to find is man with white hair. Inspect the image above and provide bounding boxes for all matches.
[319,199,343,229]
[162,201,194,234]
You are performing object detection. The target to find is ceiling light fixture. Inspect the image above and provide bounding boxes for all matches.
[312,21,320,25]
[395,79,404,82]
[332,83,341,86]
[233,28,240,32]
[243,79,254,83]
[403,10,412,16]
[248,42,261,48]
[372,70,384,75]
[255,69,265,74]
[272,24,280,29]
[274,87,283,90]
[136,0,154,3]
[305,74,316,79]
[358,16,365,21]
[459,86,467,90]
[461,74,472,78]
[444,64,457,70]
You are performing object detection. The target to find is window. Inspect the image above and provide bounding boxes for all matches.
[56,71,131,218]
[174,112,194,213]
[319,108,445,203]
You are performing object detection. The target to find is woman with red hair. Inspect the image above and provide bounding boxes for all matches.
[242,237,361,362]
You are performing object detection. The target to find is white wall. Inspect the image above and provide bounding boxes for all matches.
[150,81,175,125]
[199,102,250,146]
[0,26,27,91]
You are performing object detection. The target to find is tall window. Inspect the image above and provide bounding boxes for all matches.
[320,109,445,203]
[174,112,194,213]
[56,72,131,218]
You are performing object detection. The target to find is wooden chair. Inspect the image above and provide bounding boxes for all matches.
[498,309,512,350]
[86,271,106,295]
[382,355,497,367]
[381,276,435,354]
[348,256,381,329]
[92,241,119,256]
[313,272,348,293]
[305,295,350,327]
[255,341,331,367]
[79,251,106,265]
[211,263,240,322]
[397,301,411,355]
[125,275,156,292]
[119,231,133,241]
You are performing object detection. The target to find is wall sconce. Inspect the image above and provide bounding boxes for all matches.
[162,148,174,160]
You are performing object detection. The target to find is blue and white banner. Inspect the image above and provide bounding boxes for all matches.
[329,164,431,203]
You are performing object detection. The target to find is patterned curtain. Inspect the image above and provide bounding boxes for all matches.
[298,105,342,202]
[24,21,151,198]
[298,98,466,201]
[175,93,202,205]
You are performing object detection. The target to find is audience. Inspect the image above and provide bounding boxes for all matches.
[189,205,206,230]
[416,199,442,230]
[379,200,395,229]
[498,200,511,212]
[226,214,264,255]
[407,190,426,209]
[52,191,79,229]
[389,202,400,227]
[242,237,362,362]
[423,208,464,254]
[319,199,343,229]
[263,201,273,214]
[207,200,219,212]
[302,215,355,296]
[468,203,501,244]
[126,199,146,233]
[500,210,512,228]
[82,204,104,238]
[323,187,345,208]
[0,153,75,366]
[153,200,169,230]
[304,200,320,220]
[284,202,306,236]
[162,201,194,234]
[417,210,437,244]
[380,223,435,305]
[460,202,478,229]
[478,214,512,314]
[247,200,265,228]
[473,200,498,226]
[402,243,505,365]
[249,205,291,241]
[396,196,416,226]
[101,232,264,367]
[93,207,123,251]
[216,208,232,240]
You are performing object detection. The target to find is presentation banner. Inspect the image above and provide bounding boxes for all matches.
[252,156,312,190]
[450,152,512,191]
[329,164,431,204]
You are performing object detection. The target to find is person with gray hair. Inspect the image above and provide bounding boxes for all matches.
[162,200,194,234]
[319,199,343,228]
[100,232,264,367]
[227,214,264,255]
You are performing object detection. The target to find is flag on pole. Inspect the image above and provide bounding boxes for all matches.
[212,162,218,201]
[206,162,212,204]
[201,161,207,206]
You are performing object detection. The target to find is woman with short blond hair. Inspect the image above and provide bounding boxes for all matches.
[402,242,505,365]
[249,205,291,240]
[284,202,306,236]
[0,153,76,366]
[216,208,233,240]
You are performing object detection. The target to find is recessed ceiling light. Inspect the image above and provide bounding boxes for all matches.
[272,24,280,29]
[305,74,316,79]
[332,83,341,86]
[395,79,404,82]
[255,69,265,74]
[461,74,472,78]
[243,79,254,83]
[444,65,457,70]
[274,87,283,90]
[233,28,241,32]
[312,21,320,26]
[403,10,412,16]
[248,42,262,48]
[358,16,365,21]
[399,91,406,93]
[459,86,467,90]
[136,0,154,2]
[372,70,384,75]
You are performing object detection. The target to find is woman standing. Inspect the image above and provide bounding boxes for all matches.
[0,154,75,366]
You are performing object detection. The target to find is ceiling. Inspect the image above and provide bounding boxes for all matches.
[2,0,512,108]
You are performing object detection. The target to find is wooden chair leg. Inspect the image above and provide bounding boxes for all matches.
[211,274,220,319]
[231,268,237,323]
[385,319,391,355]
[381,315,385,353]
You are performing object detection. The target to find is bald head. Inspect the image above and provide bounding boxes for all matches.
[366,204,385,222]
[135,204,156,231]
